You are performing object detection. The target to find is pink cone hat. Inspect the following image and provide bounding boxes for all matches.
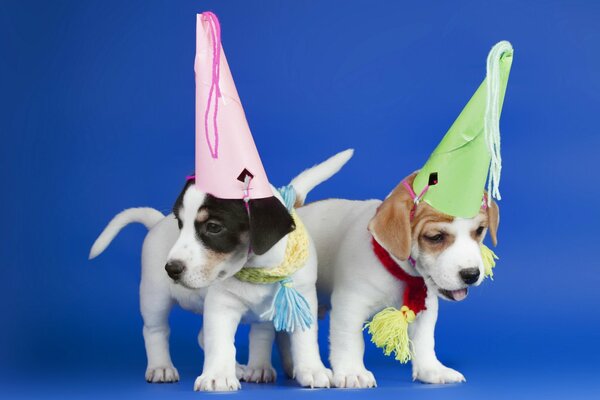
[194,12,272,200]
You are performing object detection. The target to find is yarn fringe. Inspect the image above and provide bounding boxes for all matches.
[484,40,513,205]
[261,277,313,333]
[277,184,297,211]
[364,306,416,363]
[480,243,499,279]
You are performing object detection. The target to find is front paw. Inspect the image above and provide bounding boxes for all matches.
[333,369,377,389]
[294,366,333,388]
[412,362,465,384]
[241,364,277,383]
[145,365,179,383]
[194,373,241,392]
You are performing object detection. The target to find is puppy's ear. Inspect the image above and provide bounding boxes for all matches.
[248,197,296,255]
[486,198,500,246]
[368,178,415,261]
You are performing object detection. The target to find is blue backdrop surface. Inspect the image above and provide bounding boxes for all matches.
[1,0,599,399]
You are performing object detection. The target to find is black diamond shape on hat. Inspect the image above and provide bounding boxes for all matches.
[237,168,254,182]
[428,172,439,186]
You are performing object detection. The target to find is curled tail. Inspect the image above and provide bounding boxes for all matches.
[290,149,354,206]
[89,207,165,260]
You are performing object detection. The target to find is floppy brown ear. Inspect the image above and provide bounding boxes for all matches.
[248,196,295,255]
[486,199,500,246]
[368,179,415,261]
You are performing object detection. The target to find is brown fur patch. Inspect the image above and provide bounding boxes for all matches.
[200,249,230,280]
[412,202,455,257]
[368,178,415,261]
[470,210,489,241]
[486,199,499,246]
[196,209,209,223]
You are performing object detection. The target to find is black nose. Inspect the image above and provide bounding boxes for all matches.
[459,267,480,285]
[165,260,185,280]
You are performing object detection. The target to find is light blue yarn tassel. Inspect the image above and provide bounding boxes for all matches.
[277,185,296,211]
[262,185,312,332]
[261,277,314,333]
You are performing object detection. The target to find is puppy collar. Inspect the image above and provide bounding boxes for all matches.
[371,238,427,315]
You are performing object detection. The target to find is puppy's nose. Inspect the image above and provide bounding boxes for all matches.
[459,267,480,285]
[165,260,185,280]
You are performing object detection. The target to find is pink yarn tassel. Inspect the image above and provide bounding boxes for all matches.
[202,12,221,159]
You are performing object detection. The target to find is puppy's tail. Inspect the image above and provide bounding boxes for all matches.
[89,207,165,260]
[290,148,354,207]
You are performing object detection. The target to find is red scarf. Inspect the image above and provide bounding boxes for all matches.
[371,238,427,314]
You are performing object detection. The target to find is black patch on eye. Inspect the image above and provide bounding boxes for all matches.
[476,226,485,236]
[196,195,250,254]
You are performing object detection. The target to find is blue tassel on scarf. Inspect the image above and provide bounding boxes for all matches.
[278,184,296,210]
[261,277,314,333]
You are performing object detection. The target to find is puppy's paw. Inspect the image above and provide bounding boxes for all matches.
[194,373,241,392]
[294,366,333,388]
[235,363,246,380]
[145,366,179,383]
[412,363,465,384]
[241,364,277,383]
[333,369,377,389]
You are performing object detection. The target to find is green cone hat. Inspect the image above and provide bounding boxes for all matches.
[412,41,513,218]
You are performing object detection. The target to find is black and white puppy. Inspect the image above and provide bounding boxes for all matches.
[89,150,353,391]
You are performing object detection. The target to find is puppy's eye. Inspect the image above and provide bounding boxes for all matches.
[425,233,445,243]
[205,222,223,234]
[475,226,485,236]
[174,216,183,230]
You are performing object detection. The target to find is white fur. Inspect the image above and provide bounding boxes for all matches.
[298,199,487,387]
[89,207,164,260]
[90,150,353,391]
[290,149,354,205]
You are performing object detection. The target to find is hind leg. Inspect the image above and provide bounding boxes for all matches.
[140,283,179,383]
[276,332,294,379]
[242,322,276,383]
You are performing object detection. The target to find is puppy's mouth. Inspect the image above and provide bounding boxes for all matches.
[438,288,469,301]
[174,269,230,290]
[175,279,202,290]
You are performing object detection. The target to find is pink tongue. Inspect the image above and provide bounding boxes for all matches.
[451,288,468,301]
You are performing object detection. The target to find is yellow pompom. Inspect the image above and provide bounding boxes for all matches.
[480,243,499,279]
[364,306,415,363]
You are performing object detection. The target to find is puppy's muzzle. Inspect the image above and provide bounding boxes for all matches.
[459,267,480,285]
[165,260,186,281]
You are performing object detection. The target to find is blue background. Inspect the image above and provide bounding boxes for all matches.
[2,0,599,398]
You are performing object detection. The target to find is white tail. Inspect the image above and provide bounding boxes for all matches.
[89,207,165,260]
[291,149,354,206]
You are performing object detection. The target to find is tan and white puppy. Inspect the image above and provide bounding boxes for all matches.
[89,150,353,391]
[296,172,499,388]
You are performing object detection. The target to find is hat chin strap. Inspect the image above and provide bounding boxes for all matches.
[485,40,512,205]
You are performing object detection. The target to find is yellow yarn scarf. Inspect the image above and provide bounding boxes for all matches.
[235,212,309,284]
